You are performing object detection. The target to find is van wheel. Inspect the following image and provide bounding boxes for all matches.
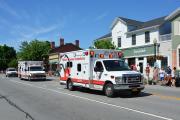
[104,83,115,97]
[67,80,74,91]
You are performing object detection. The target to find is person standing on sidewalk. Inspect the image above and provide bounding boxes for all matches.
[159,67,165,81]
[137,64,140,72]
[165,66,172,86]
[153,67,159,85]
[171,67,177,87]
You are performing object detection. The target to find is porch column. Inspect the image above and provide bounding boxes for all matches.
[135,58,138,66]
[172,50,177,68]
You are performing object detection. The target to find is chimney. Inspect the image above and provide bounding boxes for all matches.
[50,41,55,49]
[75,40,79,47]
[60,38,64,46]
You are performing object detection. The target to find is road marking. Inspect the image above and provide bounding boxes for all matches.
[10,80,173,120]
[152,93,180,101]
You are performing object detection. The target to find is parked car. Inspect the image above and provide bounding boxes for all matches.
[6,68,18,77]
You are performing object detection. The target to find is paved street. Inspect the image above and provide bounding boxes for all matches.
[0,74,179,120]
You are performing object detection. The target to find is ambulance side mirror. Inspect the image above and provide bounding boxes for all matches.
[94,67,103,72]
[94,67,98,72]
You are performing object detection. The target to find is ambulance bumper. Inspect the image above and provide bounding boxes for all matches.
[30,77,46,80]
[113,83,144,91]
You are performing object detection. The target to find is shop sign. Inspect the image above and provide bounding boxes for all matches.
[133,48,146,54]
[122,45,154,57]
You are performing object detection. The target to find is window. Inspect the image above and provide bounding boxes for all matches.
[161,57,168,69]
[138,57,144,60]
[174,21,180,35]
[77,64,81,72]
[145,31,150,43]
[132,34,136,45]
[118,37,121,47]
[103,60,130,71]
[67,62,73,68]
[95,61,103,72]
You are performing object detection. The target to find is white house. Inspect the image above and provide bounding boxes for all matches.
[95,8,180,75]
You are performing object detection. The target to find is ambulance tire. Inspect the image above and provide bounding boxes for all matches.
[28,76,31,81]
[67,80,74,91]
[104,83,115,98]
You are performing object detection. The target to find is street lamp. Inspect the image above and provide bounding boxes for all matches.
[153,38,157,66]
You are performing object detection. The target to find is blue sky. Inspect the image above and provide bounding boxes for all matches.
[0,0,180,50]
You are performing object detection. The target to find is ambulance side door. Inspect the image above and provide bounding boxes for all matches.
[93,61,104,81]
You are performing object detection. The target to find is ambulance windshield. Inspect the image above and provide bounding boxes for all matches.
[103,60,130,71]
[30,66,43,71]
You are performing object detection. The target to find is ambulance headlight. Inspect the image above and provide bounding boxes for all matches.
[115,77,122,84]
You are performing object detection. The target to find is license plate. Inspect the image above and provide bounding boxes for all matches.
[132,88,138,92]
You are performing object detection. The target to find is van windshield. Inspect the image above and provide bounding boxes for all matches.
[30,66,43,71]
[8,68,16,71]
[103,60,130,71]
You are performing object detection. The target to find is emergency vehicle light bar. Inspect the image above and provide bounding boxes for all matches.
[84,52,88,56]
[109,54,113,58]
[99,54,104,58]
[90,51,95,57]
[118,52,123,58]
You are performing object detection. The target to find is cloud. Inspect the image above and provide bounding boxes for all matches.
[94,12,108,21]
[10,19,66,44]
[0,0,20,18]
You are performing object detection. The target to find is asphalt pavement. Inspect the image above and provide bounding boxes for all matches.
[0,74,179,120]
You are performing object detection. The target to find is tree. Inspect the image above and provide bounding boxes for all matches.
[94,39,115,49]
[0,44,16,70]
[18,40,50,61]
[8,58,18,68]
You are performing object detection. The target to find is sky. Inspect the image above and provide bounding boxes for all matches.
[0,0,180,50]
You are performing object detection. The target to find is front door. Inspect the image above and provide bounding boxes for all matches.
[139,62,143,73]
[92,61,104,89]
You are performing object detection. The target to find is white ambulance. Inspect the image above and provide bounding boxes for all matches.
[18,61,46,81]
[59,49,144,97]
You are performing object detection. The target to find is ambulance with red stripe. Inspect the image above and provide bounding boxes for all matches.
[59,49,144,97]
[18,61,46,81]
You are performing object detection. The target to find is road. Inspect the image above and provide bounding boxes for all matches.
[0,74,179,120]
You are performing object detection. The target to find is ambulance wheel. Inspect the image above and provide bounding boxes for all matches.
[19,75,22,80]
[104,83,115,98]
[67,80,74,91]
[28,76,31,81]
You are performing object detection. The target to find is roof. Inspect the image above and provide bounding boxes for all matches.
[111,16,167,33]
[96,33,112,40]
[49,43,82,54]
[165,8,180,21]
[134,16,167,31]
[118,17,143,27]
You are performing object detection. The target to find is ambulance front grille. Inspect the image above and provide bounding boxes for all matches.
[123,74,141,83]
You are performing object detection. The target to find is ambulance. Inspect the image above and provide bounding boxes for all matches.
[18,61,46,81]
[59,49,144,97]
